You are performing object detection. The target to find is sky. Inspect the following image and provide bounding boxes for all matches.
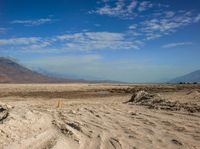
[0,0,200,82]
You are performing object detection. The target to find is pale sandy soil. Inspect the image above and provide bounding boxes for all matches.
[0,84,200,149]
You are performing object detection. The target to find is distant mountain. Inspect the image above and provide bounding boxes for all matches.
[170,70,200,83]
[0,57,75,83]
[0,57,125,84]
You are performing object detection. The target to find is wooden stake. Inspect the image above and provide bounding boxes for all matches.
[57,99,62,108]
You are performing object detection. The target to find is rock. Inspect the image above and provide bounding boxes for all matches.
[0,103,9,122]
[171,139,182,146]
[0,102,13,122]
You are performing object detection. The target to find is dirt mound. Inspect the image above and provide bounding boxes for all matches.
[126,90,163,104]
[0,103,9,122]
[187,90,200,97]
[126,91,200,113]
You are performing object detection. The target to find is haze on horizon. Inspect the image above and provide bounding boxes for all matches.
[0,0,200,83]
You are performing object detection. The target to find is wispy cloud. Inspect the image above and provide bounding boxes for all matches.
[0,28,7,34]
[91,0,163,19]
[138,1,153,12]
[0,31,143,52]
[162,42,193,48]
[27,41,51,49]
[141,11,194,34]
[128,11,200,40]
[90,0,138,19]
[127,0,137,13]
[56,32,143,51]
[194,14,200,23]
[91,0,200,43]
[0,37,41,45]
[128,24,137,30]
[0,36,53,53]
[11,18,56,26]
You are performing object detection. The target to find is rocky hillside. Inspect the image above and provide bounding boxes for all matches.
[0,57,71,83]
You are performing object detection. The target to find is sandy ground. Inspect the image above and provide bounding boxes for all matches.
[0,84,200,149]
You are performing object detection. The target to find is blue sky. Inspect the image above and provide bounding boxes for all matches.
[0,0,200,82]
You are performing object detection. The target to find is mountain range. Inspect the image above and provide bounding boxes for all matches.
[169,70,200,83]
[0,57,199,83]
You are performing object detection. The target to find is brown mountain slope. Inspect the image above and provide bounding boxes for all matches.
[0,57,72,83]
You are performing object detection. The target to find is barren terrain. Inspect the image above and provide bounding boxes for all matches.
[0,84,200,149]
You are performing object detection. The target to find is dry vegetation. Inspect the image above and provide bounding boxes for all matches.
[0,83,200,149]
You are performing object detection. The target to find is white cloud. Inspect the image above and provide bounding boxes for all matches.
[128,24,137,29]
[56,32,143,51]
[127,0,138,13]
[138,1,153,12]
[27,41,51,49]
[11,18,55,26]
[145,33,162,40]
[95,2,126,17]
[162,42,193,48]
[130,11,200,40]
[142,12,193,33]
[0,37,41,45]
[92,0,156,19]
[91,0,138,19]
[165,11,175,18]
[0,37,52,52]
[92,0,200,42]
[0,31,143,52]
[142,12,200,37]
[194,14,200,23]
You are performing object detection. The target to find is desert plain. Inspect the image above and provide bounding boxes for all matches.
[0,83,200,149]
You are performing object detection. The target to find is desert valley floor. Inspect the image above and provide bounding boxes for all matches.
[0,83,200,149]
